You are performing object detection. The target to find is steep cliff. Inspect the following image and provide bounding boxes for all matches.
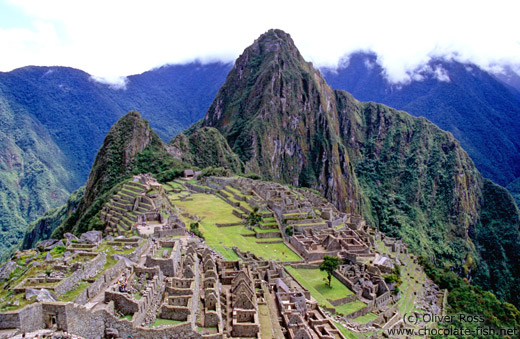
[336,91,482,264]
[202,29,360,212]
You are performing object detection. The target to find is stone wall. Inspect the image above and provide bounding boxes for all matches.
[154,228,185,237]
[184,182,215,195]
[54,253,106,296]
[124,239,151,262]
[329,294,357,306]
[232,210,246,218]
[64,303,203,339]
[205,311,219,327]
[332,271,356,292]
[0,303,44,331]
[344,303,373,320]
[105,290,139,315]
[216,194,240,208]
[215,222,244,227]
[160,304,190,321]
[255,231,282,239]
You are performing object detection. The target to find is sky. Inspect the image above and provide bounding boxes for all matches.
[0,0,519,85]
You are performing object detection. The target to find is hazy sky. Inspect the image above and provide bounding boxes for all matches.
[1,0,519,85]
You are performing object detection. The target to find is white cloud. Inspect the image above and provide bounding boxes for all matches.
[0,0,519,84]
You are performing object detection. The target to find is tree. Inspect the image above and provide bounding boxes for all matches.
[190,222,204,239]
[248,207,261,228]
[320,255,342,288]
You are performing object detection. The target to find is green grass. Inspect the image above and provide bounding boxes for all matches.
[288,267,353,300]
[258,304,274,339]
[353,312,378,324]
[285,267,358,313]
[172,193,300,261]
[60,281,90,302]
[120,314,133,321]
[335,301,366,316]
[253,226,281,234]
[151,318,184,327]
[397,258,424,315]
[333,321,359,339]
[166,181,185,189]
[225,185,247,197]
[259,221,277,227]
[0,292,33,312]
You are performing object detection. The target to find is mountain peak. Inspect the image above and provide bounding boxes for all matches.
[201,29,359,212]
[252,29,297,54]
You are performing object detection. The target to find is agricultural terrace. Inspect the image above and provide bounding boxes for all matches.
[170,192,301,262]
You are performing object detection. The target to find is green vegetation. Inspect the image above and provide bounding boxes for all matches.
[198,166,231,178]
[472,179,520,307]
[171,127,244,173]
[172,193,300,261]
[335,301,366,316]
[21,186,84,252]
[383,265,402,294]
[151,318,184,327]
[506,177,520,208]
[419,256,520,338]
[320,256,342,288]
[189,222,204,239]
[285,267,355,312]
[353,312,379,324]
[61,281,90,302]
[248,207,262,228]
[333,321,359,339]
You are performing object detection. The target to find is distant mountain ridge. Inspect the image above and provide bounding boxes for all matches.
[0,62,231,260]
[321,52,520,187]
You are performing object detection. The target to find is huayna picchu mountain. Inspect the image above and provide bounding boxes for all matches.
[200,29,361,213]
[193,29,520,307]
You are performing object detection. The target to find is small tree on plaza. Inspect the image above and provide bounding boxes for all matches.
[320,255,342,288]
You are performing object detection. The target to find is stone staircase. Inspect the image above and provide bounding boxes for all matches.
[100,181,156,237]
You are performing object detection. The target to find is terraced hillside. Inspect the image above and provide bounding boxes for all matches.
[99,176,172,238]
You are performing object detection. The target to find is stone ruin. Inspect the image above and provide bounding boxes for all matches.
[100,174,186,238]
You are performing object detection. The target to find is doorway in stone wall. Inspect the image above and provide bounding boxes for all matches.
[45,313,57,329]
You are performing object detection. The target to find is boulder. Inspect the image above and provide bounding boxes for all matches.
[45,252,53,261]
[80,231,103,244]
[105,328,119,338]
[0,260,19,280]
[36,289,57,302]
[39,239,59,250]
[54,240,66,248]
[26,288,41,299]
[64,232,79,241]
